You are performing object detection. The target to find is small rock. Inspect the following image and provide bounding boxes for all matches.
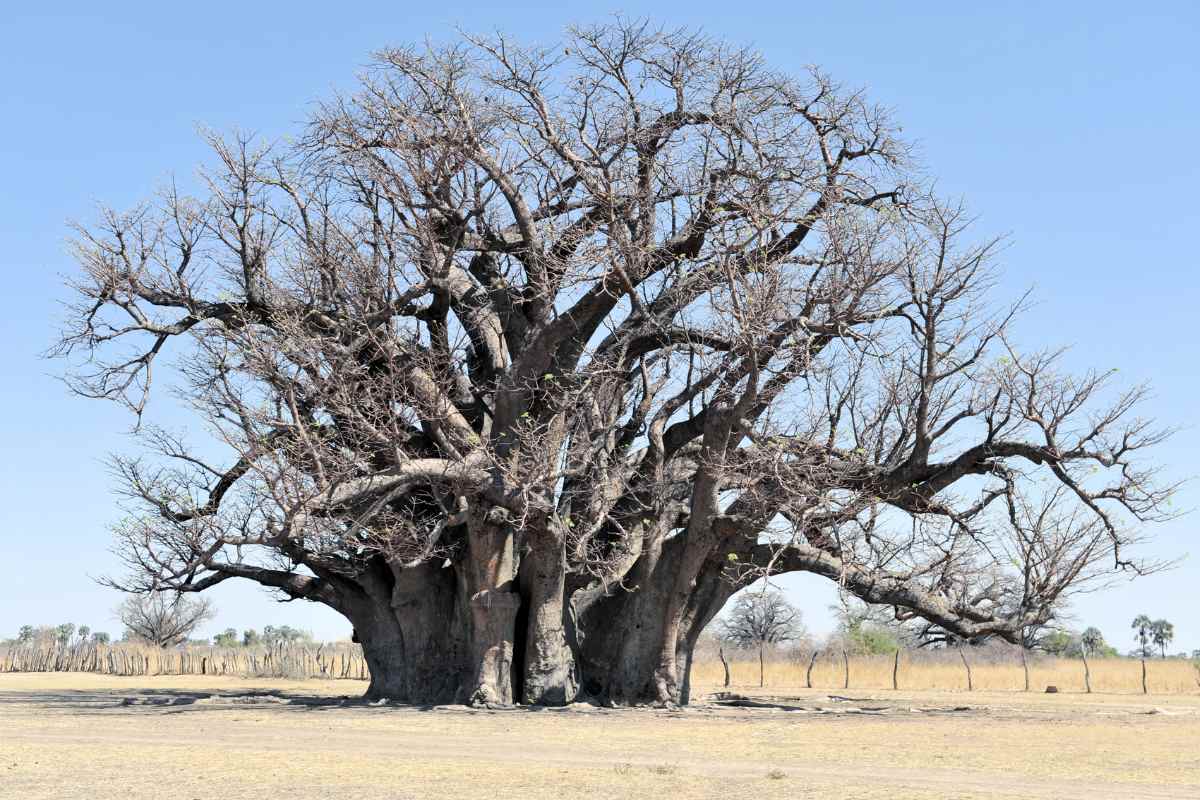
[566,702,597,712]
[1044,685,1059,694]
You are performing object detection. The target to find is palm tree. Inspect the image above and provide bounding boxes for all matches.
[1150,620,1174,659]
[1079,626,1106,694]
[1131,615,1154,659]
[1080,627,1105,657]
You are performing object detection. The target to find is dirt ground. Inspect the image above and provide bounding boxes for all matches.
[1,673,1197,799]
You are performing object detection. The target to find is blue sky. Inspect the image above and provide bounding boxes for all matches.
[1,2,1197,651]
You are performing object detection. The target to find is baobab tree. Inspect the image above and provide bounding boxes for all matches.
[55,21,1174,706]
[718,588,804,687]
[117,595,215,648]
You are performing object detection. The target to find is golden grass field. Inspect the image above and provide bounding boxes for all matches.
[2,667,1198,799]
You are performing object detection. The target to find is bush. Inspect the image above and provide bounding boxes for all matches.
[213,628,240,648]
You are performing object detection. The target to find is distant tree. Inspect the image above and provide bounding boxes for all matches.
[91,632,111,645]
[260,625,312,647]
[76,625,91,643]
[1079,627,1117,658]
[840,621,901,655]
[831,598,905,654]
[718,588,804,687]
[16,625,34,644]
[1150,619,1174,659]
[1191,649,1200,660]
[1132,615,1154,659]
[1037,630,1081,657]
[242,629,261,647]
[54,624,75,646]
[117,595,215,648]
[213,628,240,648]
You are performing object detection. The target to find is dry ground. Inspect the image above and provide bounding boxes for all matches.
[1,673,1198,799]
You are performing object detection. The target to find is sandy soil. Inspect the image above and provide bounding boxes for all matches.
[2,673,1198,799]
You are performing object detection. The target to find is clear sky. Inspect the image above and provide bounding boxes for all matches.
[1,2,1197,652]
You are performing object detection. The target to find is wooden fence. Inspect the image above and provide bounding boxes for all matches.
[0,641,368,680]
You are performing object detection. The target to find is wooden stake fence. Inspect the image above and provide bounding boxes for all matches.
[0,642,368,681]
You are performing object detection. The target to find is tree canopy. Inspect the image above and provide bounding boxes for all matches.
[56,20,1175,705]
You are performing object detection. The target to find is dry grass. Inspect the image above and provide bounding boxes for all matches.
[693,654,1200,694]
[2,673,1198,799]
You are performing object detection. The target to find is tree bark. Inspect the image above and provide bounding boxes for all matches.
[652,532,720,704]
[719,646,730,688]
[462,510,519,706]
[842,649,850,690]
[573,537,676,705]
[517,536,578,705]
[892,648,900,691]
[1141,657,1148,694]
[350,562,466,703]
[959,646,973,691]
[758,644,765,688]
[1082,652,1091,694]
[573,533,730,706]
[1020,647,1029,692]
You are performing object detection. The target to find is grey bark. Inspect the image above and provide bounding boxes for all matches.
[517,537,578,705]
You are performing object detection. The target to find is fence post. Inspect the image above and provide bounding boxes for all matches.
[841,649,849,690]
[806,650,820,688]
[892,648,900,690]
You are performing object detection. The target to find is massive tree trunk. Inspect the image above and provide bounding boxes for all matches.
[343,544,729,707]
[569,536,736,706]
[347,561,466,703]
[517,533,578,705]
[461,508,520,705]
[335,514,740,707]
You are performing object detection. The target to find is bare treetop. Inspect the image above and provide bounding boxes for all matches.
[719,589,804,650]
[116,594,214,648]
[55,20,1178,705]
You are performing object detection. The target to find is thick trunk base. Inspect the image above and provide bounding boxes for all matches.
[344,535,740,707]
[466,589,520,706]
